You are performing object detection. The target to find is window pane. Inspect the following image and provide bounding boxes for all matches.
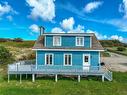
[46,55,49,65]
[80,38,83,45]
[68,55,71,65]
[54,36,61,46]
[76,37,84,46]
[46,54,53,65]
[85,56,88,62]
[50,55,52,65]
[65,55,67,65]
[64,54,71,65]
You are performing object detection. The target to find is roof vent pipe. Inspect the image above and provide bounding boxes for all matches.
[39,26,45,36]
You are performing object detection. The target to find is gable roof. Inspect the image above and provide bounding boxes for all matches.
[32,33,104,51]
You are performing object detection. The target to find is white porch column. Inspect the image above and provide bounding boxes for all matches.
[55,74,58,82]
[99,51,101,68]
[78,75,80,82]
[32,74,35,82]
[36,51,37,69]
[102,75,104,82]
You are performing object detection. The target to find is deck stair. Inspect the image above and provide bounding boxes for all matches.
[102,66,112,81]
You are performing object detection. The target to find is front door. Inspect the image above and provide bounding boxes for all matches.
[83,54,90,71]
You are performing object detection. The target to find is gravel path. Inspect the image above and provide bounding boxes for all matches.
[101,52,127,72]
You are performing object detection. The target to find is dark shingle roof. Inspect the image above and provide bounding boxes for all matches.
[33,33,104,50]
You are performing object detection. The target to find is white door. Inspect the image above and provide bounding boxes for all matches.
[83,54,90,71]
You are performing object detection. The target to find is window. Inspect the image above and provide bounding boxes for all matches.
[45,54,53,65]
[64,54,72,66]
[84,56,88,62]
[76,37,84,46]
[53,36,61,46]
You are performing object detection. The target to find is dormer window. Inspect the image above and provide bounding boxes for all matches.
[76,37,84,46]
[53,36,61,46]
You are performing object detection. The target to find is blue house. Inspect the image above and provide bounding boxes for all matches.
[33,33,103,70]
[8,28,112,82]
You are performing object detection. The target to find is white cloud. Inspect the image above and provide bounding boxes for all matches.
[59,3,84,17]
[29,24,39,33]
[106,19,127,32]
[6,15,13,21]
[26,0,55,21]
[60,17,75,30]
[86,29,107,39]
[86,29,126,43]
[110,35,124,42]
[0,2,18,16]
[68,25,85,33]
[119,0,127,19]
[84,1,103,13]
[51,27,64,33]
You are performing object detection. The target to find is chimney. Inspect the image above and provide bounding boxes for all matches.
[39,26,45,35]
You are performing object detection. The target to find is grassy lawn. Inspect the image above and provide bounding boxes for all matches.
[107,47,127,56]
[101,51,111,57]
[0,64,127,95]
[0,41,35,48]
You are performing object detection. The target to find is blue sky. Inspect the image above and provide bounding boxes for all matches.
[0,0,127,42]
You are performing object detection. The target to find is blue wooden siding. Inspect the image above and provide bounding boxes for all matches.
[45,35,91,48]
[84,36,91,48]
[37,51,99,67]
[45,36,53,47]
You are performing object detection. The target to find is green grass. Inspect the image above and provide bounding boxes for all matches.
[107,47,127,56]
[0,41,35,48]
[101,51,111,57]
[1,63,127,95]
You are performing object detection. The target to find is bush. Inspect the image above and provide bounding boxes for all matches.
[13,38,23,42]
[0,46,12,64]
[27,53,35,60]
[117,46,126,51]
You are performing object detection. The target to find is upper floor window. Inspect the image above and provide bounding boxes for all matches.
[53,36,61,46]
[76,37,84,46]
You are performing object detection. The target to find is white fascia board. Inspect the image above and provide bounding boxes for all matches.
[32,49,104,51]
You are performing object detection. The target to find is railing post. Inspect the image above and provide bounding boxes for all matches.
[31,65,32,71]
[17,64,18,71]
[78,75,80,82]
[102,75,104,82]
[32,74,35,82]
[55,74,58,82]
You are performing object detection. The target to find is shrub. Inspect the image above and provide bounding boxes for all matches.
[13,38,23,42]
[27,53,35,60]
[0,46,12,64]
[117,46,126,51]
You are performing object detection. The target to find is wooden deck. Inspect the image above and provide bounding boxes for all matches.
[8,63,112,82]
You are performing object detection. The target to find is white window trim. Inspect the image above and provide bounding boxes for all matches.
[36,51,37,69]
[90,36,92,48]
[45,53,54,65]
[99,51,100,66]
[76,37,84,46]
[63,53,72,66]
[45,36,46,47]
[53,36,61,46]
[32,49,104,51]
[83,54,90,66]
